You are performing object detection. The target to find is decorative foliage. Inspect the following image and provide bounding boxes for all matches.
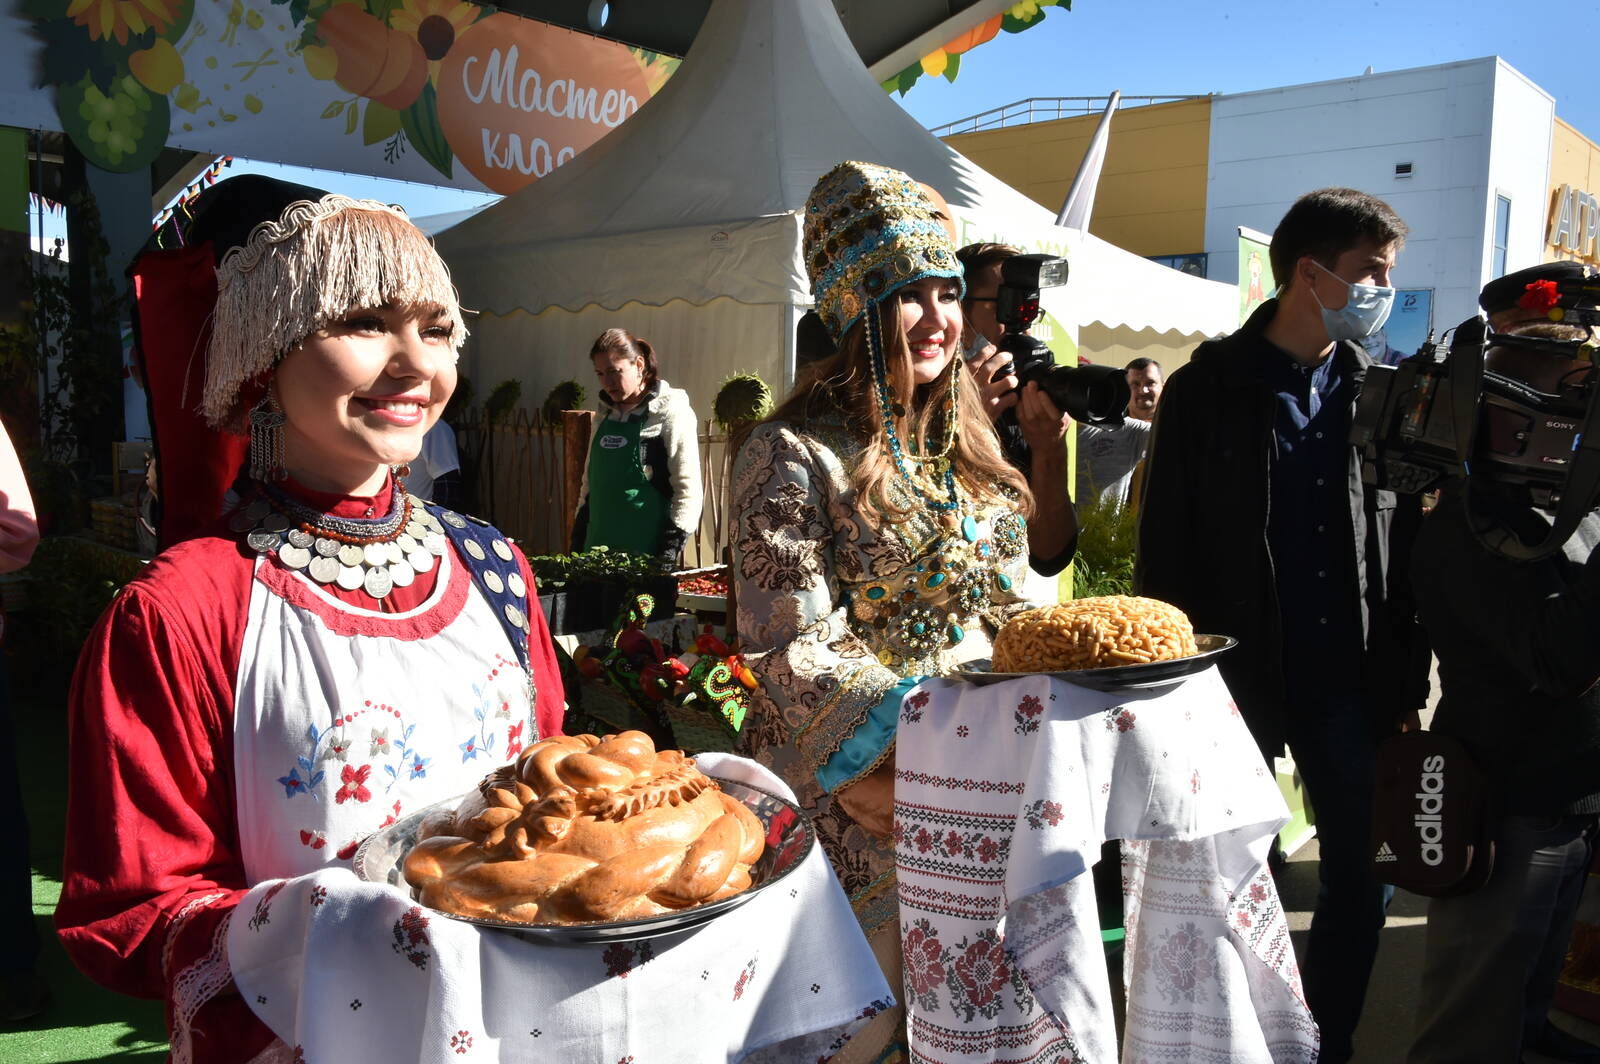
[881,1,1067,97]
[30,0,672,183]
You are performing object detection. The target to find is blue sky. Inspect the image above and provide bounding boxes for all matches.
[892,0,1597,136]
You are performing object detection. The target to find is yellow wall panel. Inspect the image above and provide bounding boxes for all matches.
[1546,119,1600,264]
[945,98,1213,257]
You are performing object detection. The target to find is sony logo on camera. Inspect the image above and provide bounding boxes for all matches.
[1414,754,1445,866]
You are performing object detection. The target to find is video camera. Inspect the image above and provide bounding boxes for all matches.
[987,253,1130,425]
[1351,273,1600,560]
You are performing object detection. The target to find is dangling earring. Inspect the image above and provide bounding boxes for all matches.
[248,393,288,482]
[392,462,412,482]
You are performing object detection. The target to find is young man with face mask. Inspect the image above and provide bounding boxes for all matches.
[1136,187,1427,1064]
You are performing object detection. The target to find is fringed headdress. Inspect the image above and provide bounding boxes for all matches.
[201,192,466,430]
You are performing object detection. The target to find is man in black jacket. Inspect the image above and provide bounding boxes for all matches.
[1408,264,1600,1064]
[1137,188,1425,1063]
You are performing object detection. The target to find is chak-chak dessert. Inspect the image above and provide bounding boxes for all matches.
[402,731,766,924]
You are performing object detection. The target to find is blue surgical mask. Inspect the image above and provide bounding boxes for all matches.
[1311,261,1395,342]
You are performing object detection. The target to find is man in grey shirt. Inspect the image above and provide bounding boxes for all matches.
[1076,358,1163,510]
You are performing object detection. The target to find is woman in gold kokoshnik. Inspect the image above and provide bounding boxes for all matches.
[731,161,1052,1058]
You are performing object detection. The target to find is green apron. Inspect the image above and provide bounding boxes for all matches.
[583,414,667,555]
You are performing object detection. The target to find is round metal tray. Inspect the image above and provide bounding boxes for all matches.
[353,775,814,945]
[952,633,1237,691]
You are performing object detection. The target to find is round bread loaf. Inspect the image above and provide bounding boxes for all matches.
[991,595,1198,672]
[402,731,766,925]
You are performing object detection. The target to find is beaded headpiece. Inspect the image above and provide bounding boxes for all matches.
[803,161,964,343]
[194,178,466,431]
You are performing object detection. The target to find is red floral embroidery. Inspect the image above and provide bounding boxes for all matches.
[1519,279,1561,312]
[733,957,757,1000]
[309,885,327,907]
[450,1029,473,1053]
[1106,708,1137,732]
[506,721,526,759]
[335,764,373,805]
[906,690,930,711]
[943,831,964,856]
[951,933,1010,1011]
[1151,921,1216,1004]
[298,829,327,850]
[247,881,286,932]
[603,941,654,979]
[336,839,360,861]
[1023,799,1064,829]
[1014,694,1044,734]
[392,906,432,970]
[976,836,1000,864]
[903,919,945,1005]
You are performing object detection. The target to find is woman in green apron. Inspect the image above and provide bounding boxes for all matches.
[572,329,703,566]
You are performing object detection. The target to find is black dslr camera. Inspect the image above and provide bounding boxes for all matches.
[1351,275,1600,560]
[988,253,1130,425]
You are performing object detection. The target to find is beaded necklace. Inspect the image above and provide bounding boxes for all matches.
[865,308,962,512]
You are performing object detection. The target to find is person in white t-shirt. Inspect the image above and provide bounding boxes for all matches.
[1076,358,1164,512]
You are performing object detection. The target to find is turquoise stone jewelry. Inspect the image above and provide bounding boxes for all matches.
[866,309,961,513]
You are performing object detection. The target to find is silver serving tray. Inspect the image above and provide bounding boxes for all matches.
[353,775,814,946]
[952,633,1238,691]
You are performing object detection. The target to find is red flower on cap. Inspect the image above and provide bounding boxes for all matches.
[1518,279,1561,312]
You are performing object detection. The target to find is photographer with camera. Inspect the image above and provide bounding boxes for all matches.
[959,242,1130,575]
[1137,187,1425,1063]
[1401,262,1600,1064]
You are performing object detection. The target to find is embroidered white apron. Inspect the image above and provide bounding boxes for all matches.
[233,549,536,883]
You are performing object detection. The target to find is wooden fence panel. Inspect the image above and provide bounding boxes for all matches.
[458,414,737,567]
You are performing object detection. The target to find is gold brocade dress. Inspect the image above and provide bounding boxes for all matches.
[731,419,1035,934]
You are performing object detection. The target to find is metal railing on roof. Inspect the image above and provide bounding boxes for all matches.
[929,95,1206,137]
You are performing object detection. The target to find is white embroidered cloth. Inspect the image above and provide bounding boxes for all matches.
[894,667,1318,1063]
[229,754,894,1063]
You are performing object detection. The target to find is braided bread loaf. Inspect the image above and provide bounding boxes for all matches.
[402,731,766,924]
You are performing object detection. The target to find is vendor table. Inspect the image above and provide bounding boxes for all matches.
[228,754,893,1063]
[894,667,1318,1063]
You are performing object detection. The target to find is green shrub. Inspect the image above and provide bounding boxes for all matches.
[1071,492,1138,598]
[541,379,587,422]
[712,373,773,430]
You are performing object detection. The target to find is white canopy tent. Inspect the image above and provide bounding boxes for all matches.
[436,0,1235,418]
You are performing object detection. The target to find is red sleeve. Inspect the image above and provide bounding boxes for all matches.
[56,582,247,995]
[56,575,279,1060]
[516,546,566,738]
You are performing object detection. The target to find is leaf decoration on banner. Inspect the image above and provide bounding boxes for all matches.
[345,100,359,135]
[886,0,1065,97]
[363,101,403,146]
[401,81,452,178]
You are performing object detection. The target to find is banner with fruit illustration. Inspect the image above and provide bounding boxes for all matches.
[19,0,678,193]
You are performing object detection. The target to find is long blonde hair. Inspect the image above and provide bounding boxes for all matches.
[761,299,1032,527]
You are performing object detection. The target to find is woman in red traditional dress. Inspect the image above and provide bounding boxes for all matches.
[54,176,565,1063]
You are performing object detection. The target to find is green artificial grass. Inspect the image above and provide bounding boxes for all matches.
[0,666,167,1062]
